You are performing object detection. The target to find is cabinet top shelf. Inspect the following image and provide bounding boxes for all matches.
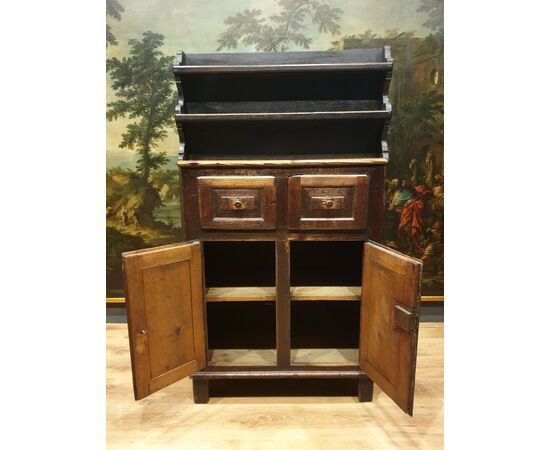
[185,100,383,114]
[176,109,391,122]
[174,48,392,74]
[177,157,388,168]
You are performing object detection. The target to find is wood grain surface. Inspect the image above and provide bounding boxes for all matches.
[291,348,359,365]
[209,349,277,366]
[290,286,361,301]
[359,241,422,415]
[205,287,277,302]
[107,322,443,449]
[176,158,388,168]
[204,286,361,302]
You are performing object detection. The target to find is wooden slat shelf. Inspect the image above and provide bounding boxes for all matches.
[204,286,361,302]
[291,348,359,366]
[174,62,392,74]
[207,349,358,366]
[106,294,443,303]
[290,286,361,301]
[176,110,391,122]
[186,100,383,114]
[192,369,365,379]
[177,157,388,168]
[205,287,276,302]
[209,349,277,366]
[175,48,391,74]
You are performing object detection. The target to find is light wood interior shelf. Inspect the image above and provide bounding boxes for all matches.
[290,286,361,301]
[208,348,358,366]
[205,287,276,302]
[291,348,359,366]
[209,349,277,366]
[204,286,361,302]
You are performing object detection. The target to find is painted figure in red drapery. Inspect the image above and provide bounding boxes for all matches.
[398,185,432,255]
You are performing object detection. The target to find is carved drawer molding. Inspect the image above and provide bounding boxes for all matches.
[197,176,276,229]
[288,174,369,230]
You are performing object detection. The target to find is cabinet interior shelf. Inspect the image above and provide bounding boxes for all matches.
[291,286,361,301]
[209,349,277,366]
[205,286,276,302]
[204,286,361,302]
[208,348,358,366]
[291,348,359,366]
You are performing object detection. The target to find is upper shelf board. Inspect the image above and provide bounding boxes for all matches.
[185,100,383,114]
[175,110,391,122]
[174,48,393,74]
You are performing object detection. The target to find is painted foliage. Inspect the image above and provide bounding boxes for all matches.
[106,0,444,297]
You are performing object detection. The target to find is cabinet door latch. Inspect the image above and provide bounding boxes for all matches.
[394,304,417,333]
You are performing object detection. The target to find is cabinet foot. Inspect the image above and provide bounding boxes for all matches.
[358,377,373,402]
[193,379,210,404]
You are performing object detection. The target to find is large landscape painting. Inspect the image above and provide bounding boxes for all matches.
[106,0,444,297]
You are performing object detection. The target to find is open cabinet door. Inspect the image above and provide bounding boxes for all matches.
[359,241,422,415]
[122,241,207,400]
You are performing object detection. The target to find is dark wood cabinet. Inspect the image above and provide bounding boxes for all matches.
[122,47,423,415]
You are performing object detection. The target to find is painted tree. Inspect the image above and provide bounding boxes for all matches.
[106,0,124,46]
[217,0,342,52]
[107,31,176,182]
[418,0,443,54]
[384,29,416,39]
[388,90,443,176]
[417,0,443,33]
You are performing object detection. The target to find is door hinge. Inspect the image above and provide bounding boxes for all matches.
[394,304,417,333]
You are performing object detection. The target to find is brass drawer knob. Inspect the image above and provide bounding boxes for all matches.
[233,200,243,209]
[310,195,345,211]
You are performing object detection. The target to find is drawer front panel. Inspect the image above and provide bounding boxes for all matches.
[288,174,369,230]
[198,176,276,229]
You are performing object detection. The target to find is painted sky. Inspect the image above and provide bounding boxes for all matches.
[107,0,433,163]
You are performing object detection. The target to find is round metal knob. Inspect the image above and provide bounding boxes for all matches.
[233,200,243,209]
[139,328,147,335]
[324,200,334,208]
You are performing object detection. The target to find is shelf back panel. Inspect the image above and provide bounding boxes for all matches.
[179,70,387,104]
[185,119,385,159]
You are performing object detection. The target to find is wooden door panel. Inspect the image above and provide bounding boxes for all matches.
[359,241,422,415]
[142,261,195,378]
[123,242,206,400]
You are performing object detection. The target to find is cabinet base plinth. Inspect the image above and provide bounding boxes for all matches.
[358,377,374,402]
[192,379,210,404]
[191,370,372,403]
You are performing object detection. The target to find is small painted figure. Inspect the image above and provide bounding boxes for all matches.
[409,158,418,185]
[120,206,129,226]
[130,207,141,227]
[425,150,435,188]
[398,185,432,255]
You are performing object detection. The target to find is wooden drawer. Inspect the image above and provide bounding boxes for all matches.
[197,176,276,229]
[288,174,369,230]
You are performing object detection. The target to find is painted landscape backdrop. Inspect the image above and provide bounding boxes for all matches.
[106,0,443,297]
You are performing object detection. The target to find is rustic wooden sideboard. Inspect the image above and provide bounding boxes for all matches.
[122,47,423,415]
